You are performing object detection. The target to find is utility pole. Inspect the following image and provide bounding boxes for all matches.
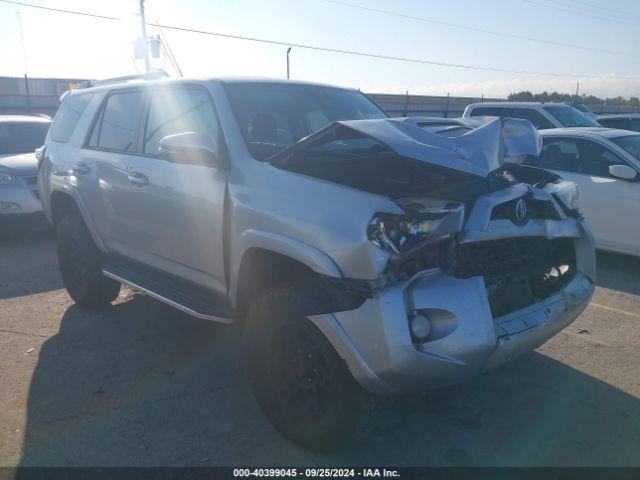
[575,82,580,101]
[286,47,291,79]
[16,12,31,114]
[139,0,150,72]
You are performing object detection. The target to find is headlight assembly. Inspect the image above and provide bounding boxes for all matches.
[367,213,443,254]
[367,200,464,255]
[544,180,581,213]
[0,172,19,186]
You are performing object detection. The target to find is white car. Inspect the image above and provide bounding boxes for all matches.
[527,128,640,256]
[463,102,601,130]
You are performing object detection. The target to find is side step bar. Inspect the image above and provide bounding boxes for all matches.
[102,260,235,324]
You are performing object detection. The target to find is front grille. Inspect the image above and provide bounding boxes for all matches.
[443,237,574,285]
[439,237,577,318]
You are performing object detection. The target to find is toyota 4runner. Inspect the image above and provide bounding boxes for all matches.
[39,77,595,449]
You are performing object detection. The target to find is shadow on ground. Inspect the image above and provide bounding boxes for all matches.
[18,294,640,466]
[0,231,62,299]
[596,250,640,296]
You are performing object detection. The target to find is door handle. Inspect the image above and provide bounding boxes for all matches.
[71,161,91,175]
[127,171,149,187]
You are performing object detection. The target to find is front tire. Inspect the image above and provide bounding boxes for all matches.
[56,213,120,307]
[244,282,362,450]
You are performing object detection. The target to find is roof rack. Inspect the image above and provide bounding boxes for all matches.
[78,70,170,89]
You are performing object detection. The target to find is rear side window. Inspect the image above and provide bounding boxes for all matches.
[93,90,145,152]
[51,93,92,143]
[510,108,555,129]
[469,107,508,117]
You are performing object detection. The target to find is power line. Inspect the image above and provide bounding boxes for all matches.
[550,0,638,21]
[521,0,640,26]
[562,0,640,19]
[2,0,639,80]
[0,0,119,20]
[559,0,640,20]
[320,0,640,59]
[150,20,631,78]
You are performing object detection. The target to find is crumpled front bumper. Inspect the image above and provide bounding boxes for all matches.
[310,219,595,396]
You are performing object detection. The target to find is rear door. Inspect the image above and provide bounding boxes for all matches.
[80,88,148,252]
[536,136,640,254]
[122,85,229,292]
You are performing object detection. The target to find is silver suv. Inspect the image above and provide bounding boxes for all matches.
[40,77,595,449]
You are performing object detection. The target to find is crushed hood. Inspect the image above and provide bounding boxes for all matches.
[271,116,544,201]
[337,116,542,177]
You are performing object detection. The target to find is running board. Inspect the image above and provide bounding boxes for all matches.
[102,260,235,324]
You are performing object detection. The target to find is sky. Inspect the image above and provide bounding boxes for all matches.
[0,0,638,99]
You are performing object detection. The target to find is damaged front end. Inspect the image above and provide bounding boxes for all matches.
[270,116,595,395]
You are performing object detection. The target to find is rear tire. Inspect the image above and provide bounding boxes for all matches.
[244,281,362,451]
[56,213,120,307]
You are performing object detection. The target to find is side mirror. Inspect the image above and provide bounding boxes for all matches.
[158,132,221,167]
[608,164,638,181]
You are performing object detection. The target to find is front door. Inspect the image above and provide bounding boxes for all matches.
[537,136,640,255]
[122,85,229,293]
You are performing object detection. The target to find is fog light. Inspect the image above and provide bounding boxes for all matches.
[0,202,21,212]
[409,313,432,342]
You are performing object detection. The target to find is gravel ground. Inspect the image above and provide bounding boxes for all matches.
[0,230,639,467]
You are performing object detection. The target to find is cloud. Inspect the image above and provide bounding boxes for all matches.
[381,75,640,99]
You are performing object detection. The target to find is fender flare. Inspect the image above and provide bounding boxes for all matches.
[50,184,108,252]
[229,229,342,307]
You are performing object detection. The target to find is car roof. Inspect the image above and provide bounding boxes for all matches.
[0,114,51,123]
[540,127,640,139]
[468,102,545,108]
[597,113,640,119]
[466,102,578,109]
[67,76,357,96]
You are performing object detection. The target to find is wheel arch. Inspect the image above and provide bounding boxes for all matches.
[230,230,343,320]
[49,189,107,251]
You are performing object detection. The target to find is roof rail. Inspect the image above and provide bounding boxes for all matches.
[78,70,170,89]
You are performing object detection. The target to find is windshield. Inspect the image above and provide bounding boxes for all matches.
[611,135,640,161]
[566,102,592,115]
[0,121,50,155]
[224,83,387,160]
[542,105,600,127]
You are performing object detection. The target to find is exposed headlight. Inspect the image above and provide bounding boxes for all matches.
[367,213,443,254]
[544,180,581,212]
[0,172,19,185]
[367,201,463,254]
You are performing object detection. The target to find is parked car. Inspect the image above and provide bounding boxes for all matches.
[524,128,640,256]
[39,76,595,449]
[463,102,601,129]
[564,101,598,120]
[597,113,640,132]
[0,115,50,226]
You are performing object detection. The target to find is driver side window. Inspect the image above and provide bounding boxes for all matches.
[574,138,625,178]
[143,86,220,156]
[537,137,626,178]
